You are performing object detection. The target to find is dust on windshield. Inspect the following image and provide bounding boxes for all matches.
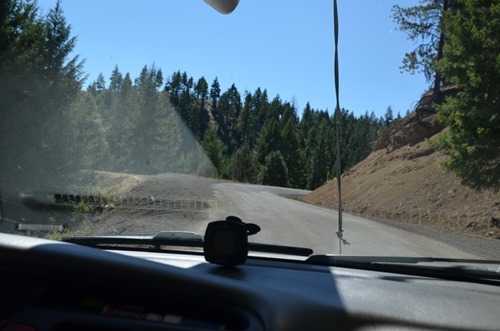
[0,0,498,258]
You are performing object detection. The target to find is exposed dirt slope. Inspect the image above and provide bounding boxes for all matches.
[300,114,500,240]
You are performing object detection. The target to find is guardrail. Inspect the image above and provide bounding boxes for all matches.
[51,194,220,212]
[16,223,67,232]
[111,197,219,211]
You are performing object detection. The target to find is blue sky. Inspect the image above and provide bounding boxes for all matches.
[37,0,427,119]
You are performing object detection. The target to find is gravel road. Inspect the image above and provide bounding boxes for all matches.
[211,182,500,258]
[9,171,497,259]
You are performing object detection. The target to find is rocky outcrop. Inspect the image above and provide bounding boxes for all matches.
[373,85,460,152]
[373,114,444,152]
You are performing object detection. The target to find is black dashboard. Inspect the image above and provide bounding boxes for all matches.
[1,233,500,331]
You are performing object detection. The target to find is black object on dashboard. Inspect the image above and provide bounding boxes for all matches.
[225,215,261,235]
[203,216,256,266]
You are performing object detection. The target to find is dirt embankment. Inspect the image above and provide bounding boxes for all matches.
[299,112,500,240]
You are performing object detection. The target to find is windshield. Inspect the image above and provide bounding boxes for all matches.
[1,0,499,259]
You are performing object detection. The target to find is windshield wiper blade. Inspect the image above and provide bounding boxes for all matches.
[307,255,500,265]
[307,255,500,284]
[63,232,313,257]
[247,243,312,257]
[63,231,203,248]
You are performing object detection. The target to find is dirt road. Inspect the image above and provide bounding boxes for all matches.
[212,182,500,258]
[77,172,500,259]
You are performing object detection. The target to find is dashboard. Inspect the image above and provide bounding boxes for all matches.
[1,233,500,331]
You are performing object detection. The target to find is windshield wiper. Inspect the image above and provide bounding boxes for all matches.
[307,255,500,284]
[308,255,500,265]
[63,231,203,249]
[63,232,313,257]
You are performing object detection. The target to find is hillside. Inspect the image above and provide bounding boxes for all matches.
[299,112,500,240]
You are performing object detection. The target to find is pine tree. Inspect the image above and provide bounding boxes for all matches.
[166,70,181,107]
[255,118,282,165]
[131,65,165,173]
[227,144,258,183]
[109,65,123,92]
[392,0,449,93]
[0,0,84,192]
[252,88,270,138]
[238,92,253,146]
[259,151,288,187]
[202,127,226,177]
[384,106,394,127]
[67,93,108,170]
[210,77,221,112]
[299,102,315,148]
[434,0,500,192]
[194,76,209,138]
[280,118,306,188]
[217,83,242,151]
